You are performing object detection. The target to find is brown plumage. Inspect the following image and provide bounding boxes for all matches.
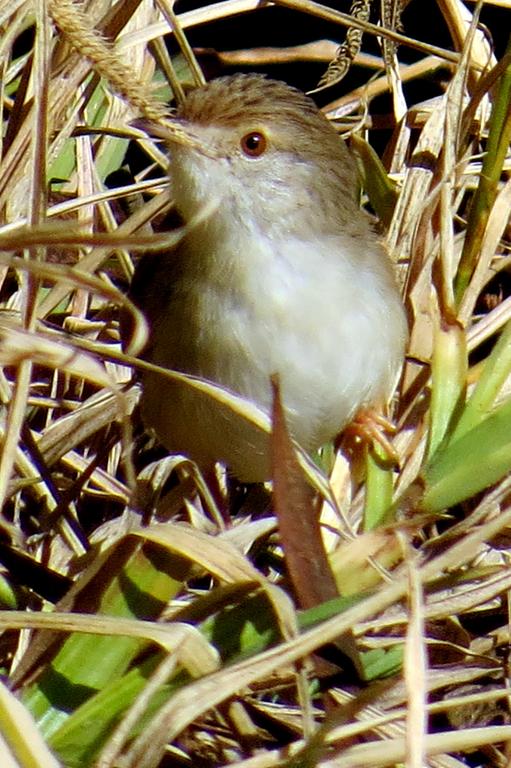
[127,75,407,480]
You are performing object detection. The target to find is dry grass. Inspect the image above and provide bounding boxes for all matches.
[0,1,511,767]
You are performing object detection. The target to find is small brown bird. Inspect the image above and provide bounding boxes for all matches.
[128,74,407,481]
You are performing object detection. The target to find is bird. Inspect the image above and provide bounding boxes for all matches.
[127,73,407,482]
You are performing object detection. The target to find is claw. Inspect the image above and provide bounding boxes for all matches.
[339,408,400,466]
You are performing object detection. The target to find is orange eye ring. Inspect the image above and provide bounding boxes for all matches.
[240,131,267,157]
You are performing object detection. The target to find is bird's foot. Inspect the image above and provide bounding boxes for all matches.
[339,408,399,466]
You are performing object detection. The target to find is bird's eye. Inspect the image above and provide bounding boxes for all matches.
[240,131,267,157]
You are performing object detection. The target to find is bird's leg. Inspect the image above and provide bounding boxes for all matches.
[339,407,399,466]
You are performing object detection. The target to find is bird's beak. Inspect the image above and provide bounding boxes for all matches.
[132,117,208,155]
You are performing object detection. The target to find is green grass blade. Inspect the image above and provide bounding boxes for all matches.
[455,34,511,303]
[422,396,511,513]
[22,538,191,736]
[451,317,511,443]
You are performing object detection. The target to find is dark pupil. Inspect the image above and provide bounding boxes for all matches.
[246,134,261,151]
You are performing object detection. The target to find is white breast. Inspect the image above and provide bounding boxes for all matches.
[140,223,406,481]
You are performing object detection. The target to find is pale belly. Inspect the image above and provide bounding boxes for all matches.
[140,237,406,481]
